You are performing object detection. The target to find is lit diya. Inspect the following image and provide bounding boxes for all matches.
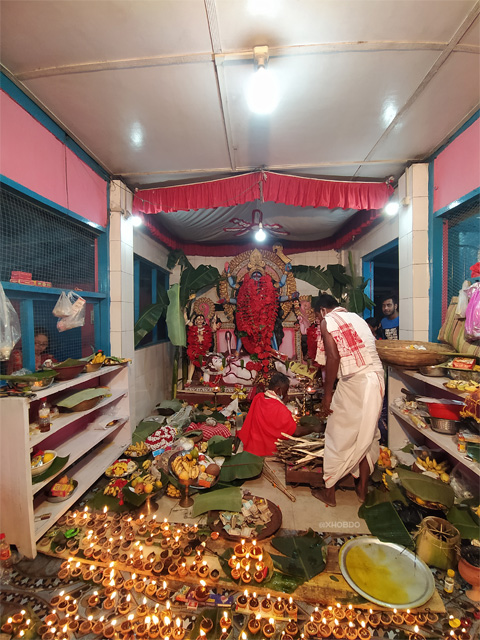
[194,579,209,602]
[319,618,333,638]
[358,622,371,640]
[249,592,259,612]
[261,593,272,613]
[346,622,358,640]
[286,597,298,618]
[199,617,214,633]
[263,618,276,638]
[172,618,186,640]
[220,612,231,630]
[249,540,262,559]
[197,561,209,578]
[248,613,262,634]
[285,619,299,636]
[234,539,247,558]
[305,617,319,637]
[332,620,346,639]
[236,590,249,609]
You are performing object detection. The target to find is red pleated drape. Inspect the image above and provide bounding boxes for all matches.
[133,171,393,214]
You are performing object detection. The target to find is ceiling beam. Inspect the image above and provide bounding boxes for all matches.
[356,1,480,176]
[14,40,479,81]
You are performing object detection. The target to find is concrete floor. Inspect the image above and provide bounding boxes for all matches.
[150,460,370,535]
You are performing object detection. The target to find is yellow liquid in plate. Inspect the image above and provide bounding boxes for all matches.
[345,545,424,605]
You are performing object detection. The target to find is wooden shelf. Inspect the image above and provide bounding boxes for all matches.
[34,439,129,540]
[29,389,127,448]
[389,404,480,477]
[28,365,123,402]
[399,369,468,398]
[32,414,127,495]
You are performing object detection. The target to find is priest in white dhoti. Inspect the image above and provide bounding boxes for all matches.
[313,294,385,506]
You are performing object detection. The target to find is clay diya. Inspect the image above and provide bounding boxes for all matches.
[404,611,416,626]
[305,618,319,638]
[261,594,272,613]
[249,540,262,559]
[199,618,214,633]
[145,582,157,597]
[236,590,249,609]
[263,618,276,638]
[285,620,299,636]
[92,620,104,635]
[415,613,428,626]
[319,620,333,638]
[369,613,381,628]
[234,539,247,558]
[286,597,298,618]
[198,561,209,579]
[172,619,186,639]
[134,579,147,593]
[231,563,241,580]
[345,607,356,622]
[358,625,371,640]
[332,622,346,639]
[249,593,260,612]
[209,568,220,582]
[194,580,209,602]
[273,597,285,616]
[103,623,116,638]
[168,562,178,577]
[188,561,198,576]
[156,581,169,602]
[248,614,261,635]
[381,612,393,626]
[392,611,404,626]
[346,622,358,640]
[241,570,252,583]
[220,612,231,630]
[227,554,237,569]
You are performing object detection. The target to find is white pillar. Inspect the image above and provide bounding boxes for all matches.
[397,164,430,340]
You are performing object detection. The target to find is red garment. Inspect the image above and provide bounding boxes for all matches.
[238,392,296,457]
[7,350,55,374]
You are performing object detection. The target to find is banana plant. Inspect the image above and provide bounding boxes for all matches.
[292,251,374,314]
[133,249,220,396]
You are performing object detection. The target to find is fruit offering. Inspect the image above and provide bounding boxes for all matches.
[90,350,106,364]
[445,379,479,392]
[31,450,55,469]
[172,452,200,482]
[377,446,395,468]
[124,441,149,457]
[130,473,161,495]
[104,477,128,497]
[166,483,181,498]
[406,490,445,510]
[105,459,137,478]
[415,455,450,482]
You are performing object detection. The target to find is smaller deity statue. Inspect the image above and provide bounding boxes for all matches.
[184,311,221,386]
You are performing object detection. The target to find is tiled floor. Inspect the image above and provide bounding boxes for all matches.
[151,460,370,536]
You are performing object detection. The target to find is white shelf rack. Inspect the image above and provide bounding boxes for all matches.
[0,364,131,558]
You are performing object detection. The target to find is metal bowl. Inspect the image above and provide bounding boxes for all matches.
[419,365,445,377]
[84,362,103,373]
[428,417,459,435]
[447,368,480,383]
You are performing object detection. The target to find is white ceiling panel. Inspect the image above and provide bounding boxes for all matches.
[459,14,480,46]
[24,62,231,175]
[227,49,440,168]
[0,0,210,73]
[216,0,477,50]
[369,52,480,161]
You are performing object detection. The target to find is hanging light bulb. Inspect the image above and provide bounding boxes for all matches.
[255,223,266,242]
[130,215,143,227]
[247,45,279,114]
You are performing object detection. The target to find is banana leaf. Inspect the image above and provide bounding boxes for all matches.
[194,411,227,423]
[218,452,264,483]
[179,264,221,309]
[132,419,164,444]
[397,468,454,508]
[270,530,326,579]
[192,486,242,516]
[133,281,169,347]
[189,607,233,640]
[56,387,108,408]
[447,505,480,539]
[167,249,192,271]
[31,455,69,484]
[166,283,186,346]
[358,501,414,548]
[123,469,168,507]
[55,358,85,367]
[207,436,234,457]
[0,370,57,382]
[291,265,333,292]
[157,399,183,413]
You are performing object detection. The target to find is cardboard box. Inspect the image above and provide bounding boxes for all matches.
[11,271,32,279]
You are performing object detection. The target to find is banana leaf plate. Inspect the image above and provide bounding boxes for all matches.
[339,536,435,609]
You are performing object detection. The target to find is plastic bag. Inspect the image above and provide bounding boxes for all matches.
[52,291,74,317]
[56,291,86,332]
[0,283,21,360]
[455,280,470,318]
[465,284,480,341]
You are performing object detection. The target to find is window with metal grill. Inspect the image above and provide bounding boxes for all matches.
[134,255,169,348]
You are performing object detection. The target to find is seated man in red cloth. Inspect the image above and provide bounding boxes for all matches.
[238,372,320,456]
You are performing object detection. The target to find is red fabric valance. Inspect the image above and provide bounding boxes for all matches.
[133,171,393,214]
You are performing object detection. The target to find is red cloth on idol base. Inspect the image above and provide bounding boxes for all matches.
[238,393,296,457]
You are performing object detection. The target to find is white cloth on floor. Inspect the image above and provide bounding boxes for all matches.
[323,370,384,488]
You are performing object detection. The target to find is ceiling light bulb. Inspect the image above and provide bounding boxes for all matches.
[255,224,266,242]
[384,202,399,216]
[130,215,143,227]
[247,66,279,114]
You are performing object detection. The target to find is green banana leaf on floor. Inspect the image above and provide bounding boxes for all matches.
[207,436,234,457]
[447,504,480,539]
[270,529,326,580]
[192,486,243,516]
[218,452,264,483]
[358,501,414,548]
[397,467,455,508]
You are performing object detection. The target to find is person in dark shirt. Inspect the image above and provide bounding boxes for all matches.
[380,294,399,340]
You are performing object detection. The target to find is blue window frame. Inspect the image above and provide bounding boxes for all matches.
[134,255,169,348]
[0,182,110,373]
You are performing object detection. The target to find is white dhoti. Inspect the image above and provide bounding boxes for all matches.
[323,370,385,488]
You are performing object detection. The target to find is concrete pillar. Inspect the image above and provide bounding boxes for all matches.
[397,164,430,340]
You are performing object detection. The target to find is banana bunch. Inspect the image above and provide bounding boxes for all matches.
[416,456,450,483]
[166,483,181,498]
[172,454,200,482]
[91,350,106,364]
[142,459,152,470]
[124,441,149,457]
[104,478,127,496]
[445,379,479,392]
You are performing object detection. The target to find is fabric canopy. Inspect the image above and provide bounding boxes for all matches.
[133,171,393,214]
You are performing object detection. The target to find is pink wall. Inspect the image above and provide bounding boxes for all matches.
[433,117,480,212]
[0,90,108,227]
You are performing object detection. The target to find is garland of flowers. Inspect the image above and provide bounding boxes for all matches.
[307,323,321,361]
[187,324,213,367]
[236,273,278,372]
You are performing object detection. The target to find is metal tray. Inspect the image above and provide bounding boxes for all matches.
[339,536,435,609]
[46,480,78,503]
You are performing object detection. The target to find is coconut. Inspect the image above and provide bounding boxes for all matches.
[205,463,220,477]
